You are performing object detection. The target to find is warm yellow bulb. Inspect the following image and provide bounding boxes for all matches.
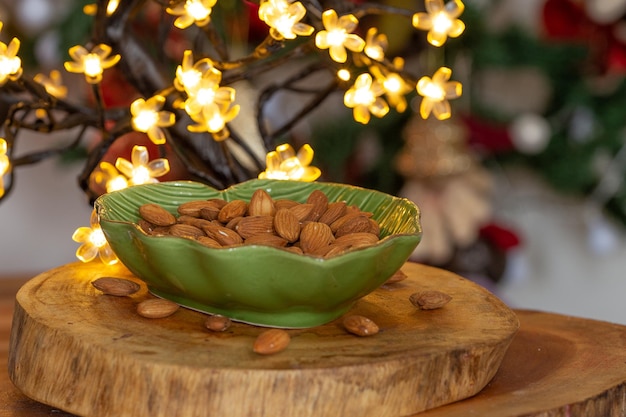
[133,110,159,132]
[130,165,152,184]
[432,12,453,34]
[88,228,108,248]
[186,0,211,21]
[259,143,321,182]
[83,54,103,78]
[419,80,445,100]
[337,69,351,81]
[383,74,403,94]
[106,175,128,192]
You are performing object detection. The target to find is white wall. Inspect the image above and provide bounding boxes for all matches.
[0,136,93,277]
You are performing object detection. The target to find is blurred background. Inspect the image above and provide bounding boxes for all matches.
[2,0,626,324]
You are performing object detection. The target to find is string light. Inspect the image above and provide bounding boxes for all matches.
[258,0,314,40]
[412,0,465,47]
[0,23,22,86]
[83,0,120,16]
[370,57,412,113]
[416,66,462,120]
[0,138,8,199]
[259,143,321,181]
[315,9,365,63]
[187,101,240,141]
[33,70,68,99]
[91,162,129,193]
[343,73,389,124]
[174,50,221,94]
[72,209,118,265]
[0,2,468,198]
[167,0,217,29]
[114,145,170,186]
[130,96,176,145]
[64,44,121,84]
[363,28,388,62]
[337,68,351,81]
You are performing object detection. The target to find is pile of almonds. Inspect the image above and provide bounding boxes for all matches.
[136,188,382,257]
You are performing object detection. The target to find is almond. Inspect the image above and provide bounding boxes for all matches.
[346,205,373,218]
[253,329,290,355]
[274,199,299,210]
[248,189,275,216]
[202,224,243,246]
[335,215,372,237]
[323,243,351,258]
[92,277,141,296]
[136,298,180,318]
[244,234,288,248]
[289,203,314,222]
[167,223,205,239]
[224,216,243,230]
[137,219,155,234]
[409,290,452,310]
[139,203,176,226]
[385,269,408,284]
[199,205,221,221]
[176,215,214,230]
[305,189,328,221]
[282,246,304,255]
[329,213,360,234]
[318,201,347,225]
[342,314,379,336]
[207,198,228,209]
[299,222,334,254]
[218,199,248,223]
[177,200,219,217]
[196,236,222,248]
[334,232,380,247]
[274,208,301,242]
[236,215,275,239]
[205,315,232,332]
[368,218,380,237]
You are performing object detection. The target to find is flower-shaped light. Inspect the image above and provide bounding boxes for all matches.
[91,161,129,193]
[412,0,465,47]
[315,9,365,63]
[183,77,236,117]
[130,95,176,145]
[174,50,221,94]
[0,23,22,86]
[258,143,321,181]
[72,209,118,265]
[187,101,240,141]
[343,73,389,124]
[34,70,68,99]
[0,138,9,198]
[258,0,314,40]
[416,66,462,120]
[167,0,217,29]
[370,57,412,113]
[64,43,121,84]
[115,145,170,186]
[363,27,388,62]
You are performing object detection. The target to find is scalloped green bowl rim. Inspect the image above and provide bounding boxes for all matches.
[95,179,422,328]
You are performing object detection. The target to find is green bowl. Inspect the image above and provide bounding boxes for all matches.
[95,179,421,328]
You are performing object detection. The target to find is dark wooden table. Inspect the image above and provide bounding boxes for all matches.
[2,276,626,417]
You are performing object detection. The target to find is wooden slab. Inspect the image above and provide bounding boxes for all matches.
[8,261,519,417]
[418,309,626,417]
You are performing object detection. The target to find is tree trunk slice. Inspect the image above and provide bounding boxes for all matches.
[419,309,626,417]
[8,261,518,417]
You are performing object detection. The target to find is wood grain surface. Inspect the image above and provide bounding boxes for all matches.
[8,261,519,417]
